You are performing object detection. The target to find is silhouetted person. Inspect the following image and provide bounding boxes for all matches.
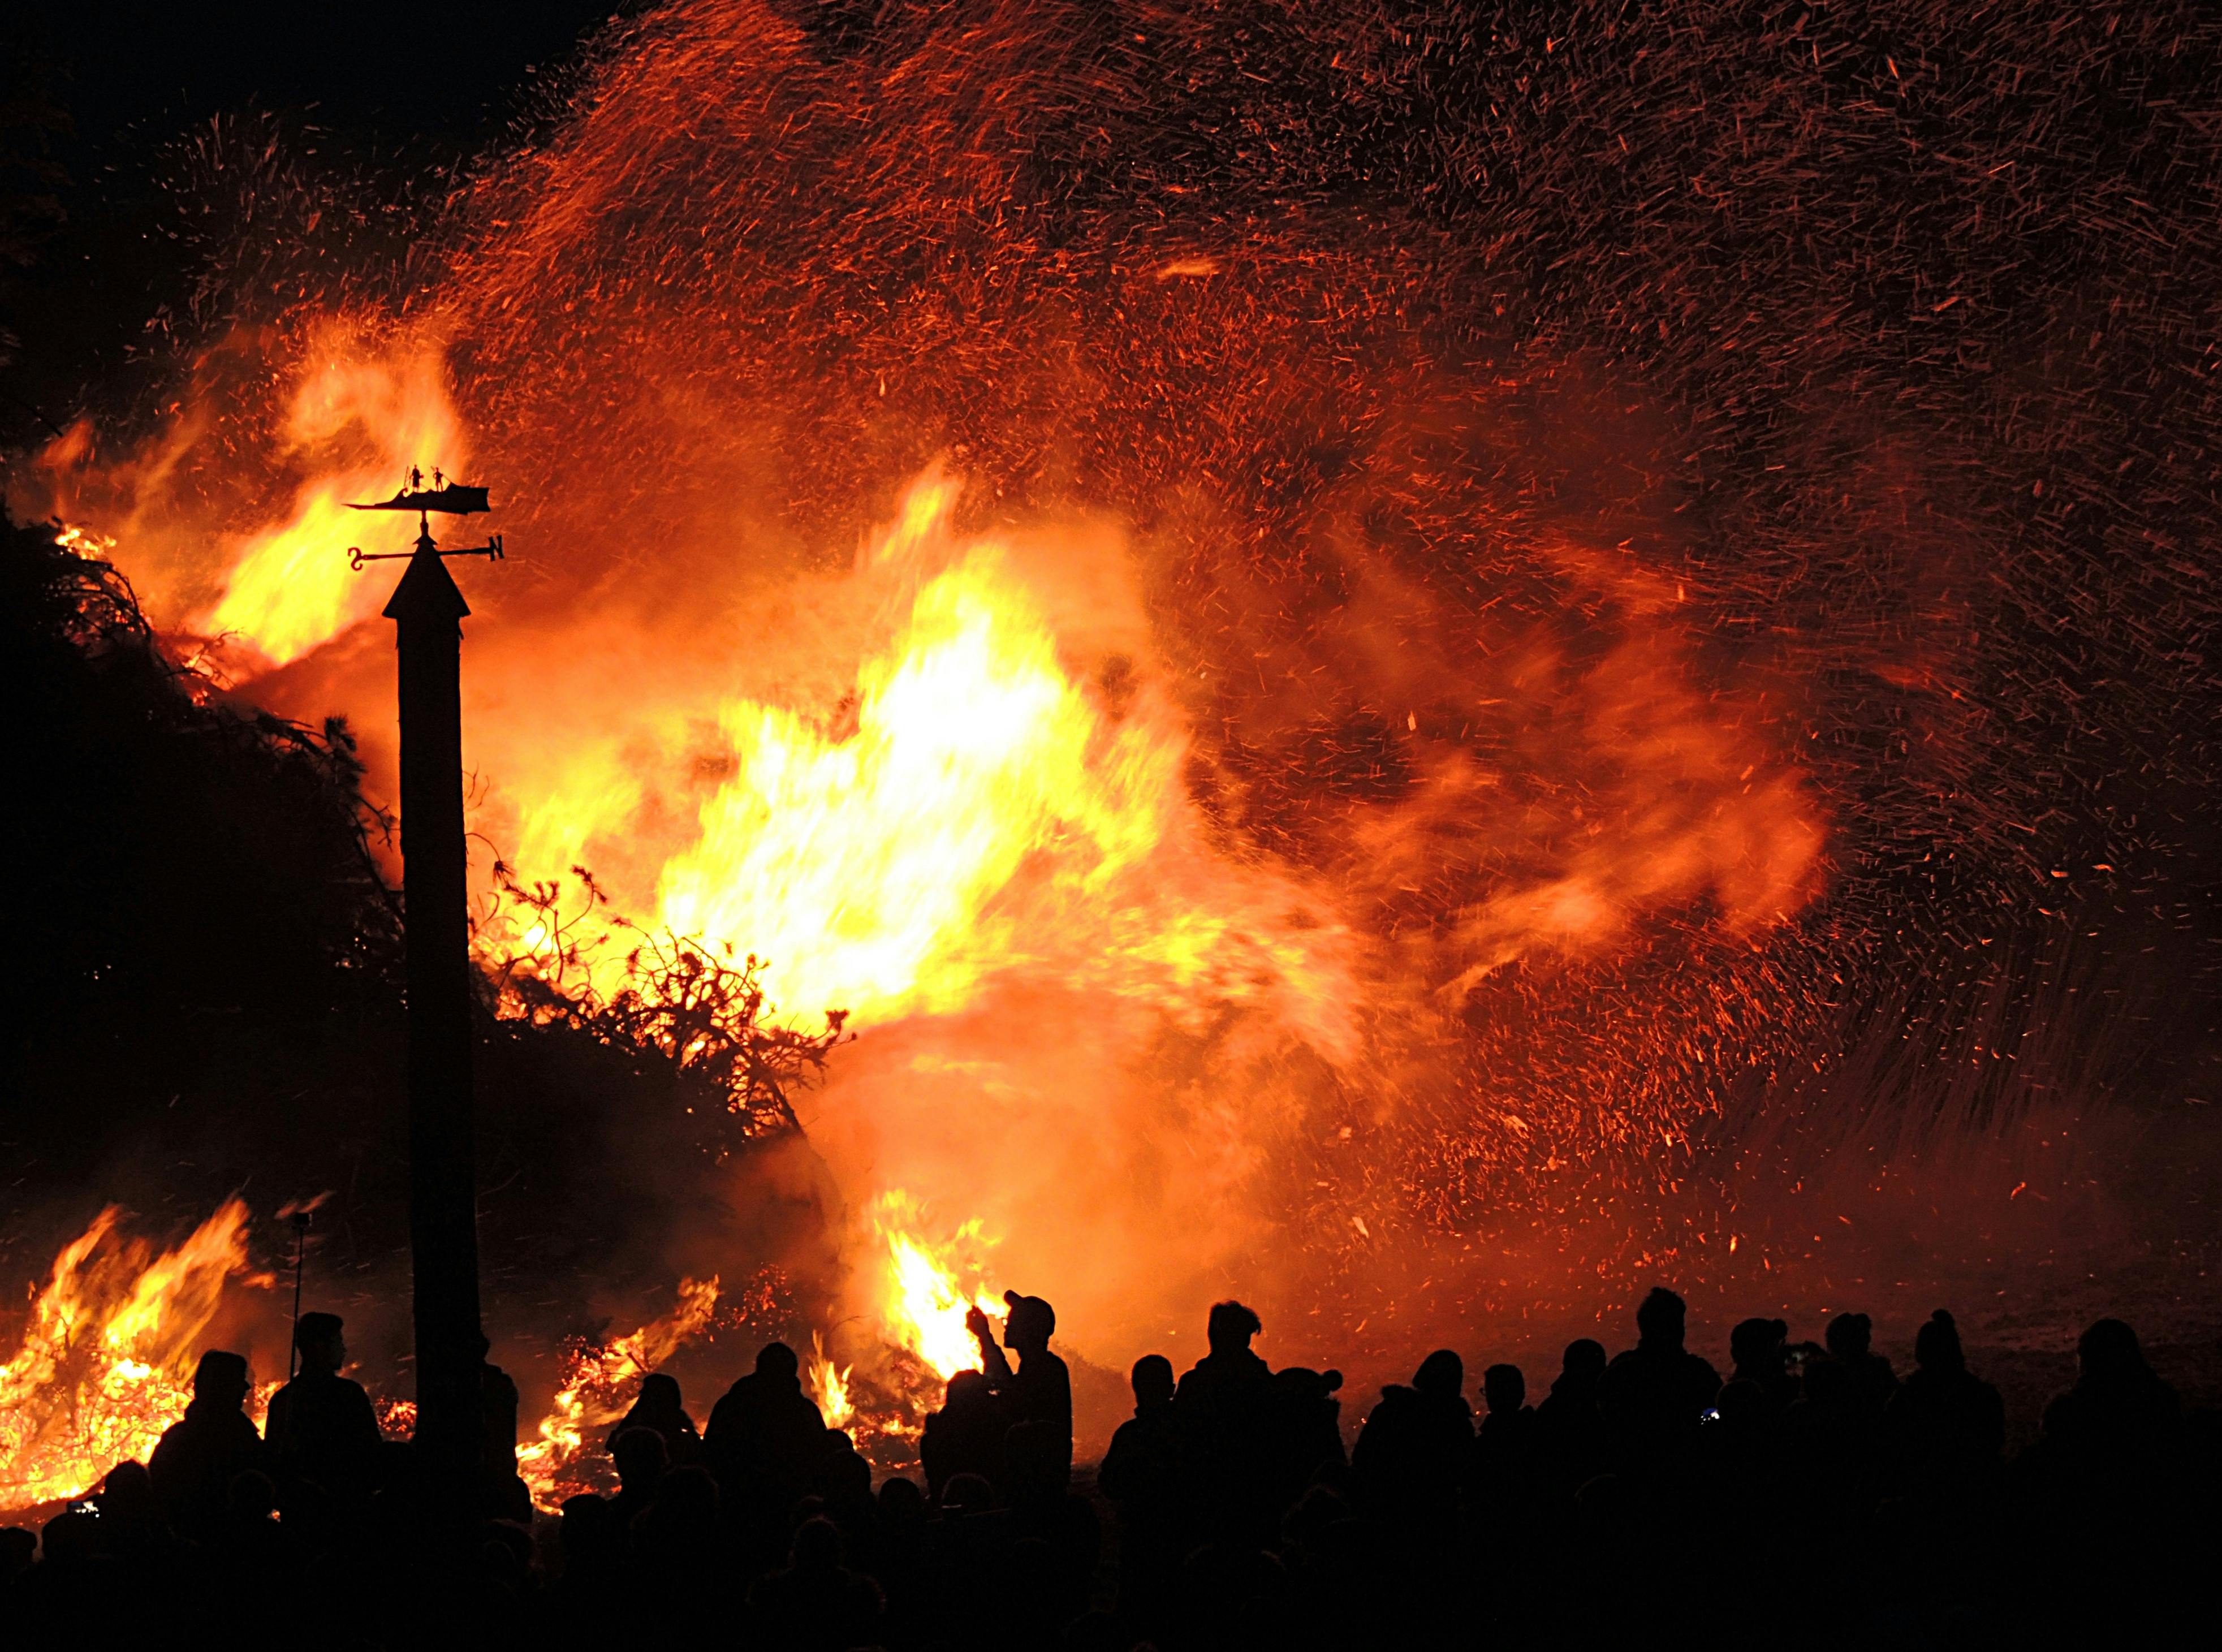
[1005,1417,1101,1621]
[558,1491,623,1610]
[1693,1377,1775,1531]
[608,1424,669,1531]
[1886,1309,2004,1493]
[91,1460,172,1555]
[1470,1361,1547,1517]
[1179,1300,1272,1407]
[1175,1300,1277,1534]
[610,1371,701,1464]
[1101,1354,1183,1624]
[749,1515,884,1651]
[148,1349,265,1538]
[810,1426,882,1571]
[2041,1317,2181,1457]
[921,1369,1007,1504]
[705,1342,827,1533]
[633,1463,724,1624]
[80,1457,180,1637]
[474,1332,531,1522]
[0,1525,34,1586]
[1825,1312,1897,1419]
[1263,1364,1347,1510]
[873,1476,934,1642]
[1536,1338,1610,1493]
[265,1311,382,1511]
[214,1468,288,1564]
[1728,1316,1796,1416]
[1777,1353,1864,1507]
[1598,1287,1721,1473]
[970,1288,1073,1487]
[1353,1348,1472,1521]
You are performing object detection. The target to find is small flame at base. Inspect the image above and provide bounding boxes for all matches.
[515,1275,719,1511]
[807,1335,854,1431]
[870,1191,1003,1383]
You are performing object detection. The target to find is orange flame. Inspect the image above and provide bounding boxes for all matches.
[53,523,117,560]
[868,1191,1002,1382]
[806,1335,854,1431]
[198,327,463,666]
[505,469,1358,1051]
[515,1274,719,1511]
[0,1201,266,1510]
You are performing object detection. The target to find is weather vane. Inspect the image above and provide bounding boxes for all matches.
[344,465,504,570]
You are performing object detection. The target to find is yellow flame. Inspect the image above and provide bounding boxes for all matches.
[807,1335,854,1430]
[200,330,464,665]
[652,504,1172,1021]
[53,523,117,559]
[0,1201,264,1509]
[869,1192,1002,1381]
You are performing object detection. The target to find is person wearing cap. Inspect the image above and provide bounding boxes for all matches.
[149,1349,267,1537]
[265,1311,383,1510]
[966,1289,1073,1488]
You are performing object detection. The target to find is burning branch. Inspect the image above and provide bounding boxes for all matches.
[480,864,852,1138]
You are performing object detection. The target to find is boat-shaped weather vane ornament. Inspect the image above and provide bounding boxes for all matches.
[344,465,504,570]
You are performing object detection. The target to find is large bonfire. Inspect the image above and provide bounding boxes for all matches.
[9,0,2220,1512]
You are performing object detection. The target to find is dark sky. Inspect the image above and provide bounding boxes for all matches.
[2,2,618,439]
[15,2,616,150]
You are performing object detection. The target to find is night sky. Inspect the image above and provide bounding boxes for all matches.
[2,2,616,429]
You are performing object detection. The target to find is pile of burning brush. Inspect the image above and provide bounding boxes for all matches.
[0,1193,1011,1520]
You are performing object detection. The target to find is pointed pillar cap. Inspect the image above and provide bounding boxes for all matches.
[383,541,471,629]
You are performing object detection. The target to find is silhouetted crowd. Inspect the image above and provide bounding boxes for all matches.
[5,1287,2213,1649]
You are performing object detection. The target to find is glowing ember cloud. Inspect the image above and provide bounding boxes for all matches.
[0,1201,268,1510]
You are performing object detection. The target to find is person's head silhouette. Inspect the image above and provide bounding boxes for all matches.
[1207,1300,1262,1355]
[1914,1310,1965,1374]
[791,1515,843,1575]
[756,1342,800,1384]
[1482,1364,1525,1414]
[1825,1312,1873,1362]
[1002,1291,1055,1357]
[1731,1317,1787,1373]
[1635,1288,1688,1350]
[1413,1349,1464,1400]
[97,1460,158,1523]
[295,1311,346,1376]
[1561,1339,1607,1386]
[943,1369,990,1411]
[878,1474,926,1524]
[192,1349,251,1410]
[1132,1353,1175,1411]
[637,1371,683,1412]
[611,1425,668,1490]
[2077,1317,2147,1384]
